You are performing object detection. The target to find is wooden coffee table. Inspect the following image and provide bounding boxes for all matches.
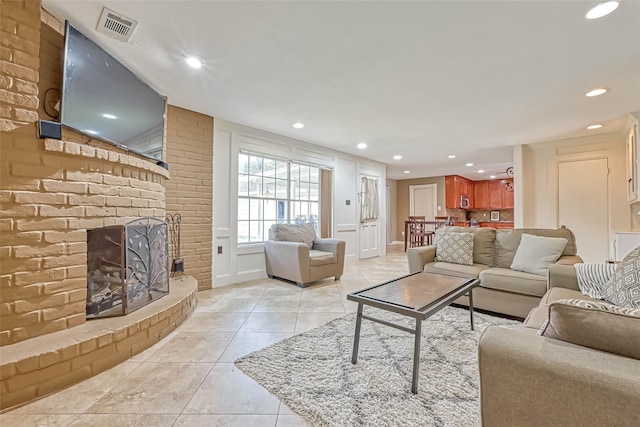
[347,271,480,394]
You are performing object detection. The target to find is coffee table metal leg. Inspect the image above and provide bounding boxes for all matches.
[469,289,475,331]
[411,319,422,394]
[351,303,363,364]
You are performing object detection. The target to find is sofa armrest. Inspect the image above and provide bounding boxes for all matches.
[312,238,343,253]
[313,238,346,277]
[555,255,583,265]
[263,240,310,283]
[547,264,580,291]
[407,245,436,274]
[478,327,640,427]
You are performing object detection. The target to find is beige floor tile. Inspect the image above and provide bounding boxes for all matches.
[13,362,143,414]
[218,332,291,362]
[196,297,260,312]
[86,362,213,414]
[179,312,249,332]
[0,414,79,426]
[298,299,345,313]
[239,312,298,333]
[69,413,178,426]
[261,287,302,300]
[173,414,277,427]
[278,402,294,415]
[183,363,280,414]
[294,312,346,333]
[127,331,179,362]
[253,298,301,312]
[276,414,313,427]
[147,332,235,363]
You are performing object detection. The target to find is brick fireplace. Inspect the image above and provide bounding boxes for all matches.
[0,0,213,410]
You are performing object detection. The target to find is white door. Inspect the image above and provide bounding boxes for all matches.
[410,184,437,231]
[558,159,609,263]
[359,175,379,259]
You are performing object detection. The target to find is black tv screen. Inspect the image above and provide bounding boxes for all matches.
[61,22,166,161]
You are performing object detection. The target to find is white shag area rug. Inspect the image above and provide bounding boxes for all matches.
[235,306,519,427]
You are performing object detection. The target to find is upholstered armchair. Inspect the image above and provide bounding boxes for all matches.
[264,223,346,287]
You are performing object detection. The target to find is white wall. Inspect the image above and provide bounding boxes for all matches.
[520,131,628,259]
[213,119,387,287]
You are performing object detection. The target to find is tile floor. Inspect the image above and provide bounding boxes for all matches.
[1,246,409,427]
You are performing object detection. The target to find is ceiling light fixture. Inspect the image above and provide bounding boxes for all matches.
[586,1,619,19]
[293,122,304,129]
[465,162,474,167]
[185,56,202,69]
[587,124,603,129]
[477,169,485,173]
[393,155,402,160]
[102,113,117,119]
[357,142,367,149]
[585,88,608,97]
[489,175,497,179]
[84,129,98,135]
[448,155,456,159]
[403,170,410,174]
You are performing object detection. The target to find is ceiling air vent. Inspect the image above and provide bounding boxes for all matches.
[96,7,138,42]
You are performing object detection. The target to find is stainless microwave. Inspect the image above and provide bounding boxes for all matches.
[460,195,470,209]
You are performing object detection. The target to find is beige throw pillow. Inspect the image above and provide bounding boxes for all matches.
[510,233,568,276]
[435,232,474,266]
[538,299,640,360]
[271,223,316,248]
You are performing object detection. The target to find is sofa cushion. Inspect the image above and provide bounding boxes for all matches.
[435,226,496,266]
[423,262,490,279]
[308,250,337,266]
[523,305,548,330]
[604,246,640,308]
[270,223,316,249]
[494,227,577,269]
[479,267,547,297]
[539,299,640,360]
[510,234,568,276]
[434,232,474,265]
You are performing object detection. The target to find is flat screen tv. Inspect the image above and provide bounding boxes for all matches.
[61,21,166,161]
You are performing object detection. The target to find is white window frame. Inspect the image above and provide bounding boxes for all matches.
[237,151,321,244]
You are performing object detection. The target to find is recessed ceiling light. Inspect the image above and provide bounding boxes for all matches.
[586,1,619,19]
[185,56,202,69]
[293,122,304,129]
[477,169,485,173]
[585,88,608,97]
[465,162,474,167]
[84,129,98,135]
[357,142,367,149]
[102,113,117,119]
[403,170,410,174]
[587,124,603,130]
[393,155,402,160]
[489,175,497,179]
[448,155,456,159]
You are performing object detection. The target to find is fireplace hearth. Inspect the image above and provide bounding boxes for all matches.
[86,217,169,318]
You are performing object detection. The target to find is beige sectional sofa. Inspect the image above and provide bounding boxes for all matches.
[407,226,582,318]
[478,264,640,426]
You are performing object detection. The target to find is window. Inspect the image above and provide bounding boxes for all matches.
[238,152,320,244]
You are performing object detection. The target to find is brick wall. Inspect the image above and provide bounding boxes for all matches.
[165,106,214,291]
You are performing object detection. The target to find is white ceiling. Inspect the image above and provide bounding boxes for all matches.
[42,1,640,180]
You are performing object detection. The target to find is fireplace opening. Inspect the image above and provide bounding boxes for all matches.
[86,217,169,318]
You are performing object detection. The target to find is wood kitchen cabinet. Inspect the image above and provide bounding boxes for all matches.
[473,181,488,209]
[502,180,514,208]
[446,176,513,209]
[445,175,474,208]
